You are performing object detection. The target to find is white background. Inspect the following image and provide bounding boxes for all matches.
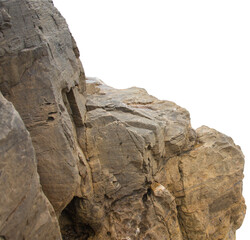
[54,1,249,238]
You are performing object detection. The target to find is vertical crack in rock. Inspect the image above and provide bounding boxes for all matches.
[62,84,86,128]
[176,156,189,240]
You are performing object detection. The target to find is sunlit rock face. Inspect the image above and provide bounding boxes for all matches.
[0,0,246,239]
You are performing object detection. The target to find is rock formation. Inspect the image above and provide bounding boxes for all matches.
[0,93,62,239]
[0,0,246,240]
[0,0,88,215]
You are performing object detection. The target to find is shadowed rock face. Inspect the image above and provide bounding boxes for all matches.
[0,0,246,240]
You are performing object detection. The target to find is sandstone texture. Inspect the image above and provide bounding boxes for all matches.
[0,0,246,240]
[79,79,245,240]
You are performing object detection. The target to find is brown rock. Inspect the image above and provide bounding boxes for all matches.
[62,78,244,240]
[157,126,246,239]
[0,92,62,240]
[71,78,195,239]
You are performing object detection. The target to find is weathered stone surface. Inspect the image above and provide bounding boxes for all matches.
[57,78,243,239]
[0,0,246,239]
[58,78,244,240]
[0,0,91,214]
[156,126,246,240]
[0,92,61,240]
[82,78,195,239]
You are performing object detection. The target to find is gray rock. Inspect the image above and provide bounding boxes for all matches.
[0,92,62,240]
[0,0,90,214]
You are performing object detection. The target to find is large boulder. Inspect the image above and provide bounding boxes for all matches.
[0,0,91,214]
[0,92,62,240]
[82,78,195,239]
[156,126,246,240]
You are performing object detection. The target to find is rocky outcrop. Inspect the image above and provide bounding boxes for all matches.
[0,0,246,239]
[0,93,62,240]
[78,78,195,239]
[0,0,90,215]
[66,78,244,240]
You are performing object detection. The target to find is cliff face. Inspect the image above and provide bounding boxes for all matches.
[0,0,88,215]
[0,93,61,239]
[0,1,246,240]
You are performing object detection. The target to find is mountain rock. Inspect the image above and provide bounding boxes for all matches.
[0,0,90,215]
[0,93,62,240]
[0,0,246,239]
[72,78,245,240]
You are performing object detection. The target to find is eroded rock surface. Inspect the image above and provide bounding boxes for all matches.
[0,93,62,240]
[0,0,246,239]
[59,78,245,240]
[81,78,196,240]
[0,0,90,215]
[156,126,246,240]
